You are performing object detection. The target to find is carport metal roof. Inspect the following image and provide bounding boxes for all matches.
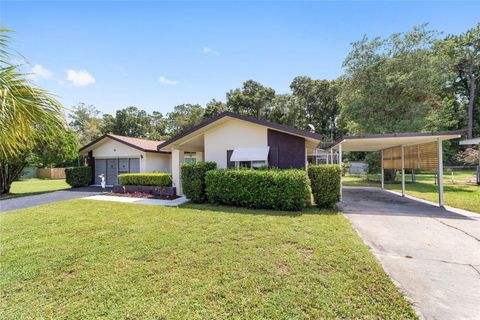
[326,130,465,208]
[328,131,464,152]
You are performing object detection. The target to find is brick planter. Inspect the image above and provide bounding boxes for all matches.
[112,184,176,197]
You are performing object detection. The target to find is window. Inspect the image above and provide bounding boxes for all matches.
[235,160,267,169]
[184,157,196,164]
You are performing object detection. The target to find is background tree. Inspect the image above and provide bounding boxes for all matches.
[339,25,450,135]
[28,128,78,168]
[148,111,168,140]
[203,99,227,119]
[268,94,303,128]
[290,77,341,140]
[437,23,480,138]
[68,103,103,145]
[226,80,275,119]
[101,106,152,138]
[166,104,205,136]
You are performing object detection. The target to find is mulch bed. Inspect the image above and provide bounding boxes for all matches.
[108,192,179,200]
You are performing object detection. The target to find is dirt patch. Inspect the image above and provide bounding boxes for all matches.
[297,247,314,259]
[276,262,291,274]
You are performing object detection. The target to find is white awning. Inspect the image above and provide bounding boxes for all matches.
[230,147,270,161]
[460,137,480,145]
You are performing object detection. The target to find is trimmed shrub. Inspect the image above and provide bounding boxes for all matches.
[119,173,172,187]
[205,169,311,211]
[308,164,341,208]
[181,162,217,203]
[65,166,91,187]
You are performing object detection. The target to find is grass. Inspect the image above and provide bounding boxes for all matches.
[0,200,417,319]
[0,178,70,200]
[343,170,480,213]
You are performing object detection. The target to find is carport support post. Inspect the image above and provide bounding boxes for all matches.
[381,150,384,189]
[339,143,343,201]
[438,139,444,207]
[401,145,405,197]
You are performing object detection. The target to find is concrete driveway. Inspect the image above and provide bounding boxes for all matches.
[0,187,109,212]
[339,187,480,320]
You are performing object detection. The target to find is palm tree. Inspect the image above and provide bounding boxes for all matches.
[0,29,65,193]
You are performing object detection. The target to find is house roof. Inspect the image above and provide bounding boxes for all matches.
[328,130,465,152]
[79,133,170,154]
[157,111,323,150]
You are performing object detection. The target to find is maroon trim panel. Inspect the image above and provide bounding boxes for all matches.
[267,129,306,169]
[79,134,171,154]
[157,111,323,150]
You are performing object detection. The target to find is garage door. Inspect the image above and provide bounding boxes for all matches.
[94,159,107,185]
[94,158,140,185]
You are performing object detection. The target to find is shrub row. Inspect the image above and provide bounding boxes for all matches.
[65,166,91,187]
[307,164,341,208]
[205,169,311,211]
[118,173,172,187]
[181,162,217,203]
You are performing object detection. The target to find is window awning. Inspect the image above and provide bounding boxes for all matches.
[230,147,270,162]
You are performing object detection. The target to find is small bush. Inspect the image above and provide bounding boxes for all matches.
[308,165,341,208]
[119,173,172,187]
[65,166,92,187]
[181,162,217,203]
[205,169,311,211]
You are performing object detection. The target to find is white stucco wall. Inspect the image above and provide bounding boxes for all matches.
[204,119,268,169]
[92,139,143,158]
[91,138,171,173]
[144,153,171,173]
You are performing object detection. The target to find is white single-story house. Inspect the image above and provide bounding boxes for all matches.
[79,112,323,193]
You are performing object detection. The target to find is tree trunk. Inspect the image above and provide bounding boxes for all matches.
[0,157,28,195]
[467,76,477,139]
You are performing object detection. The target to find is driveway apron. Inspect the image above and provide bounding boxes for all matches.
[340,186,480,320]
[0,187,108,212]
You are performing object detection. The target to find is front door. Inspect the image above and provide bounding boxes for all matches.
[106,159,118,185]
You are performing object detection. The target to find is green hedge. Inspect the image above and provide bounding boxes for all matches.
[65,166,92,187]
[205,169,311,211]
[308,164,341,208]
[181,162,217,203]
[118,173,172,187]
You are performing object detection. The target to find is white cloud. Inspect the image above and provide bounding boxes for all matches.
[27,64,53,80]
[66,69,96,86]
[202,46,220,56]
[158,76,178,85]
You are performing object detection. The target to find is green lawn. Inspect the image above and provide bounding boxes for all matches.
[0,178,70,200]
[343,170,480,213]
[0,200,417,319]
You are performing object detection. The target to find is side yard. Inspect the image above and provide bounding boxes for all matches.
[0,178,70,200]
[0,200,417,319]
[343,170,479,213]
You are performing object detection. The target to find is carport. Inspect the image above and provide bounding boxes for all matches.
[328,131,464,206]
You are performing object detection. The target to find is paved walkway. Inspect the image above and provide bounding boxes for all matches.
[0,187,108,212]
[84,194,188,206]
[339,186,480,320]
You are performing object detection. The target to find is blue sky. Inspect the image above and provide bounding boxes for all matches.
[2,1,479,116]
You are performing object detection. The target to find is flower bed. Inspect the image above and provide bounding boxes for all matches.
[107,191,179,200]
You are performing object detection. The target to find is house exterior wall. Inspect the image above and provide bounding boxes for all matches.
[204,119,268,169]
[90,138,171,173]
[144,153,171,173]
[91,139,144,158]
